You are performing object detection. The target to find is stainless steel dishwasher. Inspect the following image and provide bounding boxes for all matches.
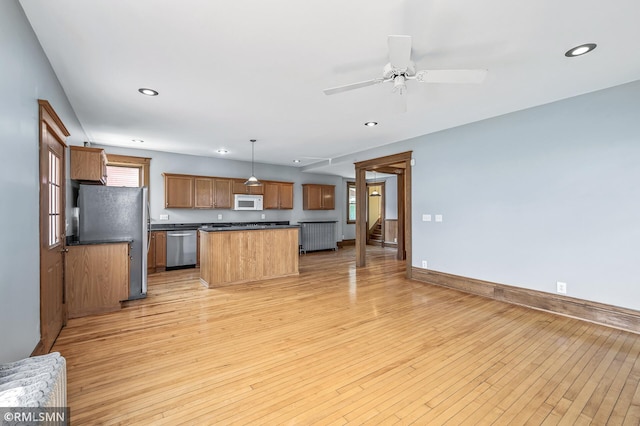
[166,230,197,270]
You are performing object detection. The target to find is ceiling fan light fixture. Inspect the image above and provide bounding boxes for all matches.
[364,121,378,127]
[244,139,262,186]
[393,75,406,94]
[565,43,597,57]
[138,88,159,96]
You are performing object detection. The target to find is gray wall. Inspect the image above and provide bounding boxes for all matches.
[319,81,640,311]
[0,0,87,362]
[409,81,640,310]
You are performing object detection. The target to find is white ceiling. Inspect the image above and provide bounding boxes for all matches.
[19,0,640,177]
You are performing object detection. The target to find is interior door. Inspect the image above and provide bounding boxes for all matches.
[38,100,69,353]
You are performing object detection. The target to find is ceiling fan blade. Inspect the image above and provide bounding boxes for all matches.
[415,69,488,84]
[323,78,384,95]
[388,35,412,69]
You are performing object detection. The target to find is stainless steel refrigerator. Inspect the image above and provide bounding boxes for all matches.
[77,185,148,300]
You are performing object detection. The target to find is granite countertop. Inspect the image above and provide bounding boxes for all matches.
[150,221,290,231]
[199,224,300,232]
[66,236,133,246]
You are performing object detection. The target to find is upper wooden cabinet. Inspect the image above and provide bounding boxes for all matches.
[264,182,293,209]
[70,145,107,184]
[195,177,232,209]
[164,174,194,208]
[302,184,335,210]
[164,173,232,209]
[232,179,264,195]
[213,178,232,209]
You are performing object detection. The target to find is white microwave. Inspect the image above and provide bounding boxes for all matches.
[233,194,263,211]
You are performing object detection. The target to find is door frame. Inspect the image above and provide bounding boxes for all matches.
[34,100,69,356]
[354,151,412,278]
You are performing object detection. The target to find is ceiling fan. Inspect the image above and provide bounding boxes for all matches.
[323,35,487,97]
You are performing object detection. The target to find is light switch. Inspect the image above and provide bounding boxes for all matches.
[422,214,432,222]
[435,215,443,222]
[159,214,169,220]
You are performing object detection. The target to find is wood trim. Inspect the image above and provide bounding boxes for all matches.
[412,267,640,334]
[106,153,151,188]
[338,239,355,247]
[355,168,367,267]
[38,99,70,138]
[354,151,413,170]
[30,339,46,357]
[354,151,412,277]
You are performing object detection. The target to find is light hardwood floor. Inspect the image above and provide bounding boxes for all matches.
[53,246,640,425]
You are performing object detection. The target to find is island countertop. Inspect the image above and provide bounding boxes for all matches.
[199,224,300,232]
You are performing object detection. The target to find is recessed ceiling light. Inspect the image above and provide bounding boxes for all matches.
[293,159,301,163]
[565,43,597,57]
[138,88,159,96]
[216,149,228,154]
[364,121,378,127]
[132,139,144,143]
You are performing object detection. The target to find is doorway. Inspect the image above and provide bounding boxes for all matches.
[354,151,412,278]
[366,180,385,246]
[36,100,69,355]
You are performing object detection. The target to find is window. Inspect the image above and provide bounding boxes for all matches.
[106,165,140,187]
[346,182,356,224]
[48,149,62,247]
[105,153,151,192]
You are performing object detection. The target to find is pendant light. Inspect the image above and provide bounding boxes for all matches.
[370,171,381,197]
[244,139,262,186]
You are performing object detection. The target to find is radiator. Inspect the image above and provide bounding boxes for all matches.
[0,352,67,408]
[300,221,337,252]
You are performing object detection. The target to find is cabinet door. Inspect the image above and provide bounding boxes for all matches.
[165,175,194,208]
[194,177,214,208]
[155,231,166,269]
[232,179,249,194]
[303,185,322,210]
[232,179,265,195]
[70,146,107,184]
[279,183,294,209]
[321,185,335,210]
[263,182,280,209]
[147,232,156,273]
[66,243,129,318]
[213,178,232,209]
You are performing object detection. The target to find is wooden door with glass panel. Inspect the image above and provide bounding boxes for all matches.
[38,100,69,353]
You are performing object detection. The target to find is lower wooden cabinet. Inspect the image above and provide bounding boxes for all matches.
[65,243,129,318]
[148,231,166,274]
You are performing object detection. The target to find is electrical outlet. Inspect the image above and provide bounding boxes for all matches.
[421,260,428,269]
[217,214,222,220]
[556,281,567,294]
[261,214,266,219]
[435,214,443,222]
[159,214,169,220]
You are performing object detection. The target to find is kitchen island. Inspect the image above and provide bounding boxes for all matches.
[199,225,300,287]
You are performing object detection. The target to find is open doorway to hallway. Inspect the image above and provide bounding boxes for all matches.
[354,151,413,278]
